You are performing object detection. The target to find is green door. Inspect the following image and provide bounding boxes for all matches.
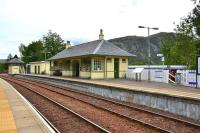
[72,62,79,77]
[114,58,119,78]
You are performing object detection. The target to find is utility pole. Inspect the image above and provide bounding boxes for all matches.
[138,26,159,81]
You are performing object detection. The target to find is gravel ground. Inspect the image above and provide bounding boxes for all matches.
[15,75,200,133]
[9,82,105,133]
[4,76,163,133]
[4,75,200,133]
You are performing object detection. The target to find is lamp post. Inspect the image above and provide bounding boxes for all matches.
[138,26,159,81]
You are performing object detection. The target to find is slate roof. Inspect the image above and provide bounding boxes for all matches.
[49,40,135,60]
[7,58,24,64]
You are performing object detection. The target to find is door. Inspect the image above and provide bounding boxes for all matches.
[38,66,40,74]
[27,65,30,74]
[73,62,79,77]
[35,66,37,74]
[75,63,79,77]
[114,58,119,78]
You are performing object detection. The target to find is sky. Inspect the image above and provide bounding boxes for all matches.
[0,0,195,58]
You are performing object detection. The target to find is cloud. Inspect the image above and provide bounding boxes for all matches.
[0,0,195,58]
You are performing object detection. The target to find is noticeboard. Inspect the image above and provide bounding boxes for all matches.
[132,68,144,73]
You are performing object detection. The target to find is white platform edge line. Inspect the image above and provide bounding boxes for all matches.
[0,78,56,133]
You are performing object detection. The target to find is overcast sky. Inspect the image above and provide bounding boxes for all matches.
[0,0,195,58]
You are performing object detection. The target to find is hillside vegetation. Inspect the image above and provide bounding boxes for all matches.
[109,32,170,65]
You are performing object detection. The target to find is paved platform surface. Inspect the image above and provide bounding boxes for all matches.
[0,78,54,133]
[24,74,200,101]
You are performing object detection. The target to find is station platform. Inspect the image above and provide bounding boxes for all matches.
[23,74,200,101]
[0,78,55,133]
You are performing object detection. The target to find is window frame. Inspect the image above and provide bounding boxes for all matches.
[93,57,104,71]
[122,58,126,63]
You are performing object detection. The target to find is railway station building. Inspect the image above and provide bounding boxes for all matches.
[48,30,134,79]
[27,61,50,75]
[7,56,25,74]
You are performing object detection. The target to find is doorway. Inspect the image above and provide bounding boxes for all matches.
[35,66,37,74]
[73,62,79,77]
[27,65,30,74]
[114,58,119,78]
[38,66,40,74]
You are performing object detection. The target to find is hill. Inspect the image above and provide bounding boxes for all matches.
[0,59,6,64]
[109,32,173,65]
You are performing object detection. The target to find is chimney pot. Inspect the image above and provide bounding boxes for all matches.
[66,41,71,49]
[99,29,104,40]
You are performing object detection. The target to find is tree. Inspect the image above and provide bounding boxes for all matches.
[19,41,44,64]
[43,30,65,58]
[161,33,176,65]
[160,0,199,69]
[19,30,65,64]
[190,0,200,37]
[27,40,44,61]
[7,53,13,61]
[161,32,196,69]
[175,33,196,68]
[0,64,6,73]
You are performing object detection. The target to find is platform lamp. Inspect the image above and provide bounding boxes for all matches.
[138,26,159,81]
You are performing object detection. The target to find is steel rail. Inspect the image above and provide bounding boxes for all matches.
[4,77,111,133]
[17,75,200,128]
[4,76,172,133]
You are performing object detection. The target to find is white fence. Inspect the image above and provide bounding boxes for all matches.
[126,69,169,83]
[126,69,199,87]
[178,70,197,87]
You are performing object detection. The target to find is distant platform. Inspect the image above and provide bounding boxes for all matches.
[0,78,55,133]
[22,74,200,101]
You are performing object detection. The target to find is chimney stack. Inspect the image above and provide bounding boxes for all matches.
[65,41,71,49]
[99,29,104,40]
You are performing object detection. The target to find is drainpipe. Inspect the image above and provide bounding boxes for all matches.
[104,57,107,79]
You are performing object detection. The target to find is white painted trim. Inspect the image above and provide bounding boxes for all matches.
[93,40,104,54]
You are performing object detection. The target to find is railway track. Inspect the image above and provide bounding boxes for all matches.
[2,75,200,133]
[21,75,200,126]
[4,77,110,133]
[15,75,200,132]
[2,75,169,133]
